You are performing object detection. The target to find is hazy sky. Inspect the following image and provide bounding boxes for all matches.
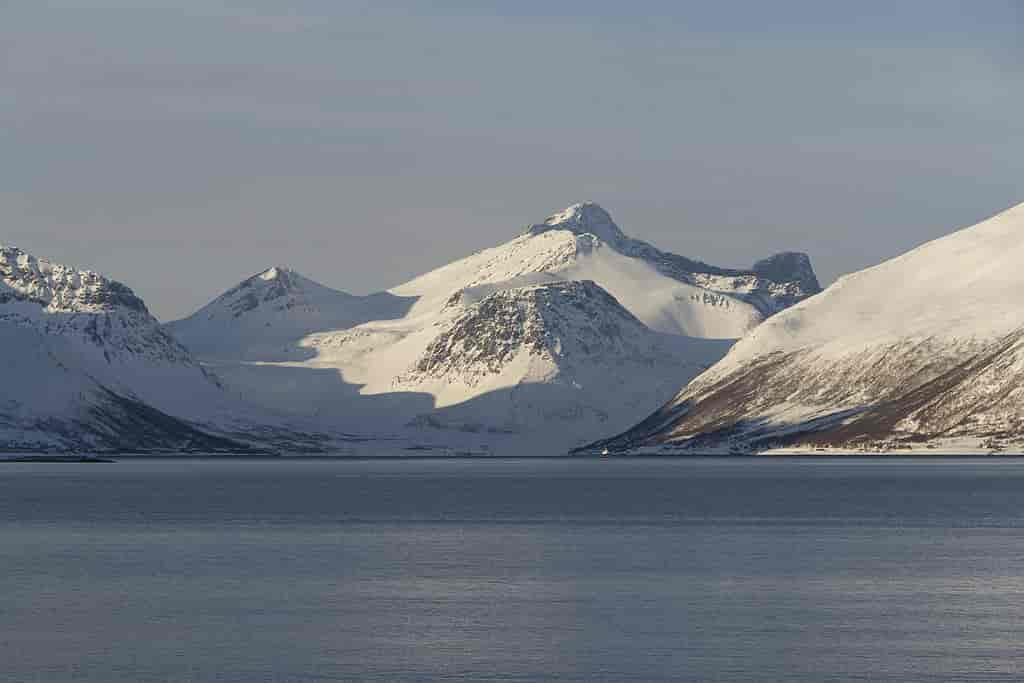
[3,1,1021,321]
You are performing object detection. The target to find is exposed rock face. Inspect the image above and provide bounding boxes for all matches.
[221,267,298,318]
[1,246,149,313]
[403,280,653,386]
[582,201,1024,455]
[0,246,191,366]
[753,252,818,290]
[214,266,331,319]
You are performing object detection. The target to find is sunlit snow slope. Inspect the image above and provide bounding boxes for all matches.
[584,201,1024,454]
[170,203,819,453]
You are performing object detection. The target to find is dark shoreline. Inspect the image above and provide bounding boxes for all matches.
[1,455,116,463]
[4,453,1024,462]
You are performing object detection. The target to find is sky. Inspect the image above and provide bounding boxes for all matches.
[2,1,1022,321]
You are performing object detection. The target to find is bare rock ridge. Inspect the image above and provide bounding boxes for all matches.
[1,246,149,313]
[580,200,1024,455]
[752,252,818,290]
[1,246,192,367]
[403,280,654,385]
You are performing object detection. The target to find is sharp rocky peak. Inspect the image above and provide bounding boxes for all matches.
[234,265,315,296]
[751,252,821,292]
[216,266,310,315]
[526,202,627,245]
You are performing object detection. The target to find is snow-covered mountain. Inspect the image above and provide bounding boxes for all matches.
[0,246,329,453]
[391,280,732,446]
[583,201,1024,455]
[387,202,819,337]
[170,203,818,454]
[522,203,819,318]
[165,266,413,360]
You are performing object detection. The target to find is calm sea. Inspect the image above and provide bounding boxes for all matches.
[2,457,1024,682]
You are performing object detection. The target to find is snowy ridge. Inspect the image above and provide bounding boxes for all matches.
[166,266,412,360]
[525,203,820,316]
[526,202,629,244]
[583,201,1024,455]
[0,245,149,314]
[0,246,336,453]
[168,203,817,454]
[389,202,818,336]
[0,246,197,368]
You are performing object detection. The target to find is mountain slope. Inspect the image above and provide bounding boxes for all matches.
[393,280,731,445]
[166,266,413,360]
[390,202,819,336]
[583,201,1024,454]
[525,203,820,316]
[0,246,324,452]
[171,203,819,453]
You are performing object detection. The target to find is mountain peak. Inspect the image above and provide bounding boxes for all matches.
[526,202,627,244]
[1,244,149,314]
[207,266,318,320]
[751,252,820,292]
[251,265,301,287]
[233,266,331,301]
[258,266,296,281]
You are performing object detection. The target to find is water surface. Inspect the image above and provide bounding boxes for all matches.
[3,457,1023,681]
